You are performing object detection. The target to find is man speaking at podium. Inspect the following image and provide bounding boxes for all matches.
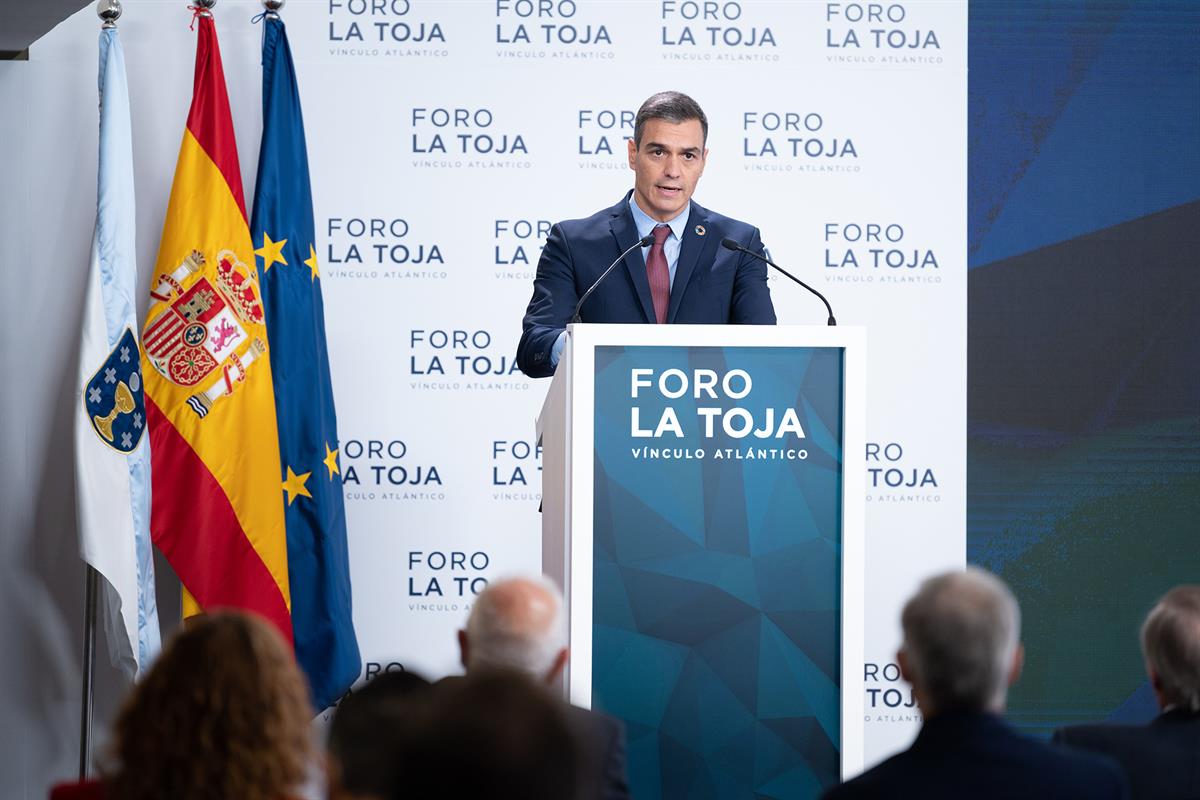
[516,91,777,379]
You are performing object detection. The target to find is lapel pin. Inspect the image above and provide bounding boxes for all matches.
[695,225,706,237]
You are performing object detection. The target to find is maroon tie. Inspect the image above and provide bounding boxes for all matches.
[646,224,671,324]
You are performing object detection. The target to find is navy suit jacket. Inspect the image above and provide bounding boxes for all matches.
[1053,709,1200,800]
[567,705,630,800]
[824,713,1129,800]
[516,193,776,378]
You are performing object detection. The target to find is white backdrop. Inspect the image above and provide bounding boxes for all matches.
[4,0,965,792]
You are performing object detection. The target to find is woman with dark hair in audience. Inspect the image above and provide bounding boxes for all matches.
[51,611,315,800]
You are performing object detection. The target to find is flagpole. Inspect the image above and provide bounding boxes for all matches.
[79,566,99,779]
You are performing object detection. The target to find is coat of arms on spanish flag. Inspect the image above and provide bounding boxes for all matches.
[142,10,291,644]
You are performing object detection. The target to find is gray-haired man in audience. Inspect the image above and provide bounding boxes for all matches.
[458,576,630,800]
[1054,585,1200,799]
[824,568,1128,799]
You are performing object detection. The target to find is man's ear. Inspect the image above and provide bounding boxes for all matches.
[1007,643,1025,687]
[627,137,638,169]
[897,648,912,683]
[1148,663,1167,709]
[545,647,569,685]
[458,629,469,671]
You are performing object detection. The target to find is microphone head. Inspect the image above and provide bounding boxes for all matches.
[639,233,656,247]
[721,237,741,251]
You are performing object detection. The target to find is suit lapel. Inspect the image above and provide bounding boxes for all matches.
[668,203,713,323]
[610,201,655,324]
[1155,709,1200,726]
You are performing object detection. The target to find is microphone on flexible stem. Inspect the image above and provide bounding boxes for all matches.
[721,238,837,326]
[571,233,657,323]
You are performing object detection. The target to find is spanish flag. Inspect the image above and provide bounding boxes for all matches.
[141,11,291,643]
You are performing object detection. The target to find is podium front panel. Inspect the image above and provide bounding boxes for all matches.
[586,340,850,798]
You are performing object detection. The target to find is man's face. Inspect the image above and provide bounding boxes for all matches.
[628,117,708,222]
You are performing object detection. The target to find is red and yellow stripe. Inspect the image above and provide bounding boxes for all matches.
[143,16,291,643]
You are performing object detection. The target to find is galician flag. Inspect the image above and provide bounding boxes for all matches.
[141,11,292,642]
[73,25,162,678]
[251,13,361,711]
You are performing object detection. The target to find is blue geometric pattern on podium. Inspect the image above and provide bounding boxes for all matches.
[592,345,844,799]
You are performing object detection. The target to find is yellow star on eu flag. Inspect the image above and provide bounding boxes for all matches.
[256,232,289,272]
[282,466,312,506]
[304,243,320,281]
[323,443,340,480]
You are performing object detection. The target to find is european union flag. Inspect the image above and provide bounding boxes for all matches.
[251,14,360,711]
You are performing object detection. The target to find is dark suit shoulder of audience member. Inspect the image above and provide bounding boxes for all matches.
[1053,709,1200,800]
[566,705,629,800]
[826,711,1127,800]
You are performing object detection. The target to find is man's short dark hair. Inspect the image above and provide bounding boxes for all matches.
[633,91,708,147]
[400,671,583,800]
[327,670,431,798]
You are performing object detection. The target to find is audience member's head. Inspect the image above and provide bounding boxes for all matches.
[106,611,314,800]
[898,567,1023,716]
[401,670,583,800]
[459,575,568,683]
[1141,584,1200,712]
[326,670,430,800]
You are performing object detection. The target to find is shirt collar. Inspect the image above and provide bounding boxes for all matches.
[628,194,690,243]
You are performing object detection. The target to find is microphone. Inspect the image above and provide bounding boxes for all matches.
[721,238,836,326]
[572,233,656,323]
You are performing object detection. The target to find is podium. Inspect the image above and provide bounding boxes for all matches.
[537,323,866,798]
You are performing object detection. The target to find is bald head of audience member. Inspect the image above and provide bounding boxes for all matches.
[459,576,569,684]
[898,567,1024,717]
[1142,584,1200,713]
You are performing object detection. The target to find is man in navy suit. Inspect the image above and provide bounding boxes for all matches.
[516,91,776,379]
[1053,585,1200,800]
[825,568,1128,800]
